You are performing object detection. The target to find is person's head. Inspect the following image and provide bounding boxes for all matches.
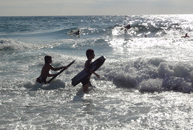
[44,55,52,64]
[76,30,80,35]
[125,24,131,29]
[86,49,95,59]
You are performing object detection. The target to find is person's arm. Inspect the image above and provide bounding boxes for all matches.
[93,72,100,78]
[89,69,100,78]
[47,73,57,77]
[47,65,66,77]
[50,65,67,71]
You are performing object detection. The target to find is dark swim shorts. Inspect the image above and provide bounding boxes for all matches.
[81,77,91,86]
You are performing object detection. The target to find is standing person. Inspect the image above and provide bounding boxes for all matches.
[36,55,67,84]
[81,49,100,92]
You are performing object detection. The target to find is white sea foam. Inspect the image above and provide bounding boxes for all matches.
[0,39,32,50]
[1,15,193,130]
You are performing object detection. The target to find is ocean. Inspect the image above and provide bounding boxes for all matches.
[0,15,193,129]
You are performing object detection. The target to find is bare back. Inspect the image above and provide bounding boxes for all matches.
[40,64,52,80]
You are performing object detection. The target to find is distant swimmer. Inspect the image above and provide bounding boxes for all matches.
[68,29,80,37]
[124,24,131,30]
[121,24,131,32]
[181,33,190,38]
[69,29,80,35]
[74,29,80,35]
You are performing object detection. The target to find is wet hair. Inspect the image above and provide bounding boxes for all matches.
[44,55,51,64]
[86,49,94,59]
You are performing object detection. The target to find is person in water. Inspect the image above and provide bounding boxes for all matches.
[121,24,131,32]
[74,29,80,35]
[69,29,80,36]
[81,49,100,92]
[124,24,131,30]
[181,33,190,38]
[36,55,67,84]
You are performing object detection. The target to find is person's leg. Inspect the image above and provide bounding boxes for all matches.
[82,84,89,93]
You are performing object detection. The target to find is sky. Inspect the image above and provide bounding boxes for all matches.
[0,0,193,16]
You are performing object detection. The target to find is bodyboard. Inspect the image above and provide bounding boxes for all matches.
[71,56,105,86]
[47,60,75,83]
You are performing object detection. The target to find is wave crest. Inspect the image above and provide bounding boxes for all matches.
[102,58,193,93]
[0,39,31,50]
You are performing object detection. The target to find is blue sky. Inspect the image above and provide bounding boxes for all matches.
[0,0,192,16]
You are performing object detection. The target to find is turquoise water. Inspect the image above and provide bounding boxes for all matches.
[0,15,193,129]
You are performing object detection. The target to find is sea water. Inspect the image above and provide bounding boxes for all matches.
[0,15,193,129]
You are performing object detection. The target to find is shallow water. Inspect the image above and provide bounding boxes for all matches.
[0,15,193,129]
[1,83,193,129]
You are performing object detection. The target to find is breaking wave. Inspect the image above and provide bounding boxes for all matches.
[101,58,193,93]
